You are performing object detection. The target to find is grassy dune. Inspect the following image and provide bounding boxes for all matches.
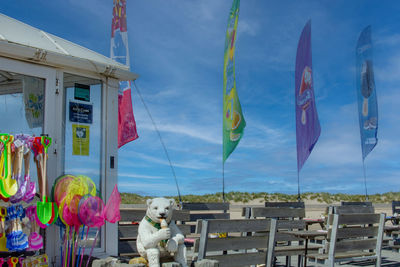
[121,191,400,204]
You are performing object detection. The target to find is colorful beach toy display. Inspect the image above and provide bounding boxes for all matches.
[0,133,121,266]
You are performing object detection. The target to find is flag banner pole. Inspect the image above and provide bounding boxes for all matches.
[111,0,139,148]
[297,170,301,202]
[356,26,377,201]
[362,159,369,201]
[222,162,225,202]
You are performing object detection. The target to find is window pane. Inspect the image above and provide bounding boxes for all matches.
[0,70,44,186]
[63,73,102,248]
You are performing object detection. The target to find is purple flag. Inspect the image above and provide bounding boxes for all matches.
[295,20,321,172]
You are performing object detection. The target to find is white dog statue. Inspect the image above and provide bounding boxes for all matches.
[137,198,187,267]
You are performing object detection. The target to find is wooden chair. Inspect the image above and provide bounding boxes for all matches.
[318,205,376,245]
[242,207,308,266]
[391,201,400,225]
[307,213,385,267]
[194,218,271,267]
[118,206,190,258]
[266,218,320,267]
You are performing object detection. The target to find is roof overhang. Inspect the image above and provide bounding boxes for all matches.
[0,14,139,81]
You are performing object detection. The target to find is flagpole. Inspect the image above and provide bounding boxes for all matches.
[362,159,369,201]
[222,162,225,202]
[297,170,301,202]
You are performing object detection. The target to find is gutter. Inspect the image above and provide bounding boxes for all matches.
[0,40,139,81]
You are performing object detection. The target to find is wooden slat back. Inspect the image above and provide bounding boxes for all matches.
[195,218,270,266]
[181,203,229,211]
[335,239,377,252]
[251,207,305,218]
[329,226,379,239]
[120,209,146,222]
[119,224,192,240]
[265,202,305,208]
[392,201,400,215]
[328,213,381,225]
[190,213,229,221]
[120,209,190,222]
[181,202,230,235]
[341,201,372,206]
[331,205,374,215]
[200,236,269,251]
[196,219,271,234]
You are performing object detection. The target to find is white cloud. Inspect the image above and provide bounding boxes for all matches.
[139,122,220,145]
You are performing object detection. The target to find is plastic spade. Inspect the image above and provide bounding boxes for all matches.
[0,134,17,197]
[36,136,58,225]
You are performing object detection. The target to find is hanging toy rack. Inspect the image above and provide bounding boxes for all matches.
[0,133,49,265]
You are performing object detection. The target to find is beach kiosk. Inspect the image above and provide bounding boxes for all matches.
[0,14,137,264]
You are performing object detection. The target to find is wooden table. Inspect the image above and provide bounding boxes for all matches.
[284,230,327,267]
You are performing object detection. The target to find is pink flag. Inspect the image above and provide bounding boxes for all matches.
[111,0,138,147]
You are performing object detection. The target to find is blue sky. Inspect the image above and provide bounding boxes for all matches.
[2,1,400,196]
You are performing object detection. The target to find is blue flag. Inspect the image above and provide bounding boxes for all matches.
[356,26,378,160]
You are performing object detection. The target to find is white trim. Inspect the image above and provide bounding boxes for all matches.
[103,77,119,256]
[0,41,138,81]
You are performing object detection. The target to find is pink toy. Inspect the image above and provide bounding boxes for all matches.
[26,206,43,251]
[103,185,121,223]
[78,195,105,267]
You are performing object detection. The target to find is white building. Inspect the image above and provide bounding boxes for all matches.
[0,13,137,265]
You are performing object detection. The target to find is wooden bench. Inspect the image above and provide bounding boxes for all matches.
[307,213,385,267]
[118,207,191,259]
[194,218,271,267]
[181,202,230,246]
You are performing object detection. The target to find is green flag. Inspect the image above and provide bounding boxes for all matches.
[223,0,245,162]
